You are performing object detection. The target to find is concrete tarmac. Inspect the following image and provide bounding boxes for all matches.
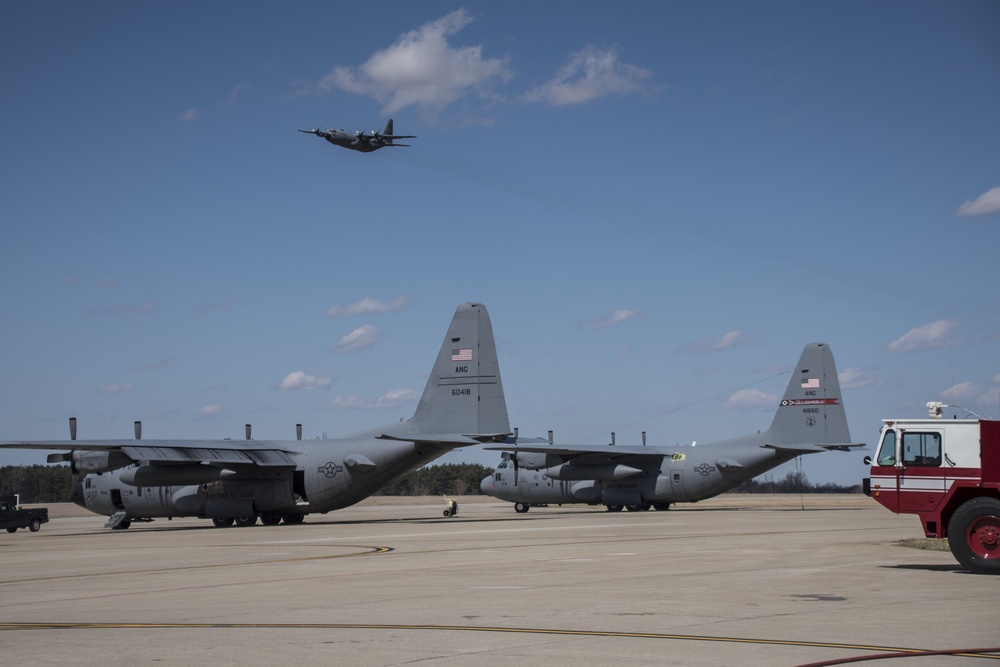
[1,495,998,666]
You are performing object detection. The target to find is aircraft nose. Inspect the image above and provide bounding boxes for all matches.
[479,475,495,497]
[69,478,85,508]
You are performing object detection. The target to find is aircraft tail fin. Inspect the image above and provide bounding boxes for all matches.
[406,303,510,443]
[765,343,854,447]
[383,118,394,144]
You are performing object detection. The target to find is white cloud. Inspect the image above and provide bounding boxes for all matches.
[89,302,157,315]
[684,330,746,353]
[724,388,776,410]
[325,388,417,410]
[96,383,135,395]
[977,387,1000,411]
[942,382,978,401]
[586,309,646,329]
[326,296,412,318]
[200,404,223,415]
[228,83,252,105]
[886,320,959,352]
[179,108,199,122]
[332,325,382,352]
[956,185,1000,217]
[838,367,880,389]
[523,45,655,106]
[321,9,511,114]
[278,370,332,391]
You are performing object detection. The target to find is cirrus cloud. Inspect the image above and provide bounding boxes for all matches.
[332,325,382,353]
[324,388,418,410]
[585,308,646,329]
[524,45,657,106]
[886,320,959,352]
[326,296,412,318]
[955,186,1000,217]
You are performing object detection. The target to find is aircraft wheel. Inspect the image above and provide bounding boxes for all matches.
[260,514,282,526]
[948,497,1000,574]
[29,518,41,532]
[235,516,257,527]
[6,526,16,533]
[282,514,304,525]
[606,505,623,512]
[514,503,530,514]
[653,503,672,511]
[212,517,235,528]
[625,503,651,512]
[112,520,131,530]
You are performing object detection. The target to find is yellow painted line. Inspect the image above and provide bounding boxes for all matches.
[0,622,996,660]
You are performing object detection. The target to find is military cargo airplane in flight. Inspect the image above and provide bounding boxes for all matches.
[481,343,862,513]
[298,118,416,153]
[1,303,510,528]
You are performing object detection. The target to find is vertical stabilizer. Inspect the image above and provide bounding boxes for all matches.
[766,343,852,446]
[383,118,394,144]
[409,303,510,439]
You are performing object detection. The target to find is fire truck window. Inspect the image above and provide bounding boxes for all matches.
[901,432,942,467]
[876,430,896,466]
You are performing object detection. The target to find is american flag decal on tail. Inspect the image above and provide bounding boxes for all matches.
[451,348,472,361]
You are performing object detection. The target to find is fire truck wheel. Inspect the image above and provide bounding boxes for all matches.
[947,497,1000,575]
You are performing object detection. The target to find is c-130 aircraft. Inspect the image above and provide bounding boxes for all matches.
[298,118,416,153]
[481,343,863,513]
[1,303,510,528]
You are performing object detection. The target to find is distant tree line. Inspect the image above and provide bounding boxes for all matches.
[375,463,493,496]
[0,465,74,503]
[729,470,862,494]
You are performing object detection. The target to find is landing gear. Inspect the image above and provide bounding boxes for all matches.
[282,514,304,525]
[606,504,623,512]
[948,497,1000,574]
[234,516,257,527]
[653,503,672,511]
[514,502,530,514]
[212,517,235,528]
[626,503,651,512]
[260,514,282,526]
[111,519,131,530]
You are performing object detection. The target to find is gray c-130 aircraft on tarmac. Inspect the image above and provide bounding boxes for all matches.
[1,303,510,528]
[298,118,416,153]
[481,343,863,513]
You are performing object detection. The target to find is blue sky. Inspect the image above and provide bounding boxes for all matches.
[2,1,998,485]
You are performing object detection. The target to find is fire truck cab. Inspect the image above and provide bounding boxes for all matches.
[864,405,1000,574]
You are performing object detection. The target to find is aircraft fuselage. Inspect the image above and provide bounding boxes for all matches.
[481,436,799,511]
[76,428,452,523]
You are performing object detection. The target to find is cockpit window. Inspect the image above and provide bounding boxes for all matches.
[901,431,942,467]
[876,429,896,466]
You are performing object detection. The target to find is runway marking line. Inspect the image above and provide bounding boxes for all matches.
[0,622,997,661]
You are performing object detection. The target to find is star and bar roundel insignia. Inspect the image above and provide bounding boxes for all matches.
[695,463,715,476]
[318,462,343,478]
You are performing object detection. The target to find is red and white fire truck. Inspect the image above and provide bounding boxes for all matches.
[864,403,1000,574]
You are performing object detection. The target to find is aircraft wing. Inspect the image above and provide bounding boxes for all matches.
[484,443,667,463]
[381,135,417,139]
[0,439,301,467]
[763,442,866,453]
[378,433,508,447]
